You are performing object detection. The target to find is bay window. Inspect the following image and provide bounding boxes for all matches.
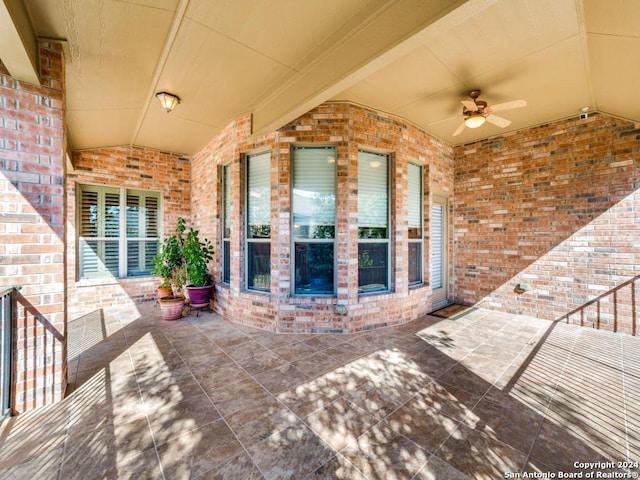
[292,146,336,295]
[78,184,160,278]
[358,151,390,294]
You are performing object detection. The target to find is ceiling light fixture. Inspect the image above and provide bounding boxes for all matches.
[369,161,381,168]
[155,92,181,113]
[464,113,485,129]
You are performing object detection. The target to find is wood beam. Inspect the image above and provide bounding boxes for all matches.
[0,0,40,85]
[250,0,481,135]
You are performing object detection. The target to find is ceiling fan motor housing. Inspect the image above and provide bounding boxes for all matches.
[463,89,487,116]
[453,89,525,136]
[463,101,487,116]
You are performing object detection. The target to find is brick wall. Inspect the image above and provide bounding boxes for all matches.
[0,42,66,413]
[191,102,455,333]
[192,115,280,330]
[454,113,640,334]
[66,146,190,318]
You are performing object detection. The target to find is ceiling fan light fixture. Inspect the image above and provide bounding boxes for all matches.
[464,114,485,129]
[156,91,181,113]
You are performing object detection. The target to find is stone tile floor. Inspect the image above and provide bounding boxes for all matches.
[1,303,639,479]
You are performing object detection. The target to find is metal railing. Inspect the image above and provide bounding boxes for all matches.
[558,274,639,335]
[0,286,17,418]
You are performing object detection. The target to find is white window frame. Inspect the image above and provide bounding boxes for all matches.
[77,183,161,279]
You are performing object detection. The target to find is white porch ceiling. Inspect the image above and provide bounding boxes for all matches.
[2,0,639,155]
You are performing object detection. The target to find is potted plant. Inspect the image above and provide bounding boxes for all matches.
[182,222,215,307]
[151,219,187,321]
[157,262,189,320]
[151,217,215,317]
[151,232,182,298]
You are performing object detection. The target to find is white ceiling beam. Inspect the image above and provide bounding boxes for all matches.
[131,0,191,147]
[0,0,40,85]
[250,0,494,135]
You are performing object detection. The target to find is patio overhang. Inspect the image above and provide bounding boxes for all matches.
[11,0,640,155]
[0,0,40,85]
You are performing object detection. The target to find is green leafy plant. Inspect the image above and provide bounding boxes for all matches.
[151,217,215,289]
[151,259,173,288]
[172,264,188,292]
[151,223,184,289]
[358,250,374,267]
[182,224,215,287]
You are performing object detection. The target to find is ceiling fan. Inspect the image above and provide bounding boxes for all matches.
[452,89,526,136]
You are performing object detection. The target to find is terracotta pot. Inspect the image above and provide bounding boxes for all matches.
[158,296,184,321]
[157,286,173,299]
[186,285,213,308]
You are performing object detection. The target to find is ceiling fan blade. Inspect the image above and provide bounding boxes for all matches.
[486,114,511,128]
[489,99,526,112]
[461,100,477,110]
[452,121,466,136]
[426,114,462,126]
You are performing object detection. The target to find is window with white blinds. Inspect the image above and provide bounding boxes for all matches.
[431,203,444,289]
[408,163,423,286]
[246,152,271,291]
[358,150,390,294]
[78,184,160,279]
[126,190,159,276]
[358,151,388,237]
[222,163,231,284]
[292,146,335,295]
[408,163,422,237]
[247,152,271,239]
[223,164,231,239]
[292,146,336,239]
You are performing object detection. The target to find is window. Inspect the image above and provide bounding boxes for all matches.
[408,163,423,286]
[358,151,389,294]
[222,163,231,284]
[292,146,336,295]
[246,152,271,291]
[78,184,160,278]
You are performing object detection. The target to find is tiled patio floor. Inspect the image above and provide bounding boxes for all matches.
[1,303,639,479]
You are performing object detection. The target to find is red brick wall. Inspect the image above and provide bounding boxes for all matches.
[66,146,190,317]
[192,115,280,330]
[454,113,640,334]
[0,42,66,412]
[191,102,455,333]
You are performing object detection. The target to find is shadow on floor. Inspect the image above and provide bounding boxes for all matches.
[0,303,638,479]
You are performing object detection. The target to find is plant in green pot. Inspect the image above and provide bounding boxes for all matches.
[182,222,215,308]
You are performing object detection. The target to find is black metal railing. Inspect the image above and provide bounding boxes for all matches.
[558,274,639,335]
[0,286,17,418]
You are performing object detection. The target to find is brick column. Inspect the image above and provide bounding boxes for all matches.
[0,42,66,413]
